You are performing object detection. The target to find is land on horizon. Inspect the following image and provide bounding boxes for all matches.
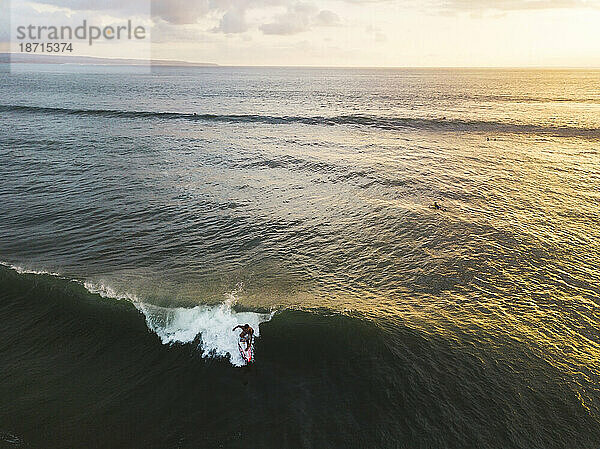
[2,53,599,70]
[0,53,219,67]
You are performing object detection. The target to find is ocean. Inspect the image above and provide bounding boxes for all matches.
[0,65,599,448]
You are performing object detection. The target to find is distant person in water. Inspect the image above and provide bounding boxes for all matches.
[433,201,442,210]
[233,324,254,350]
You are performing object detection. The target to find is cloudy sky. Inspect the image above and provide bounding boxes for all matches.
[4,0,600,66]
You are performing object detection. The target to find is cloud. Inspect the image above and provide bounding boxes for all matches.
[15,0,332,35]
[22,0,149,16]
[151,0,211,25]
[340,0,394,3]
[212,8,248,33]
[151,0,289,26]
[438,0,600,13]
[338,0,600,11]
[314,10,340,26]
[14,0,600,24]
[365,24,386,42]
[150,20,220,43]
[260,2,339,35]
[260,3,315,35]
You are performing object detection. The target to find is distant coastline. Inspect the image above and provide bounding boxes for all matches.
[0,53,218,67]
[2,54,599,69]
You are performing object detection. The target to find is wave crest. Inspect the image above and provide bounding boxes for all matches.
[0,262,272,367]
[137,297,272,366]
[1,104,598,137]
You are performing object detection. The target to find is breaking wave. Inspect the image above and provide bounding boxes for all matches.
[138,298,272,367]
[0,262,272,366]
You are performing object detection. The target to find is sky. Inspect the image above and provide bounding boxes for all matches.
[2,0,600,67]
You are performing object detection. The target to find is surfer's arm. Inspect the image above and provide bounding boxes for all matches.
[232,325,241,331]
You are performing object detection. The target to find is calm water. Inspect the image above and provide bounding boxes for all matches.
[0,65,599,448]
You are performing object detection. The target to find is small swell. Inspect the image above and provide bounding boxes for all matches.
[1,104,599,138]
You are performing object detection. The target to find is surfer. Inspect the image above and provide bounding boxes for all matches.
[233,324,254,351]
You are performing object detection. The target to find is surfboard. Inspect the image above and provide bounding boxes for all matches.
[238,337,253,364]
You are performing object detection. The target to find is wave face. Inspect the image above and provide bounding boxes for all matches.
[1,265,599,449]
[0,262,271,367]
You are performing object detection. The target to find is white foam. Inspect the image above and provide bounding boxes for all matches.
[2,261,269,366]
[83,281,272,366]
[0,261,61,277]
[137,293,272,367]
[83,280,140,302]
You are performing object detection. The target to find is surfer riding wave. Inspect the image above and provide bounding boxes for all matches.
[233,323,254,364]
[233,324,254,351]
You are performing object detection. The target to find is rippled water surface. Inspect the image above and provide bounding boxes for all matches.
[0,66,599,449]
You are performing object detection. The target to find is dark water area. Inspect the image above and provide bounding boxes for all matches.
[2,266,598,449]
[0,66,599,448]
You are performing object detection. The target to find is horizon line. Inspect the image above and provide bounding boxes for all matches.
[2,52,600,70]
